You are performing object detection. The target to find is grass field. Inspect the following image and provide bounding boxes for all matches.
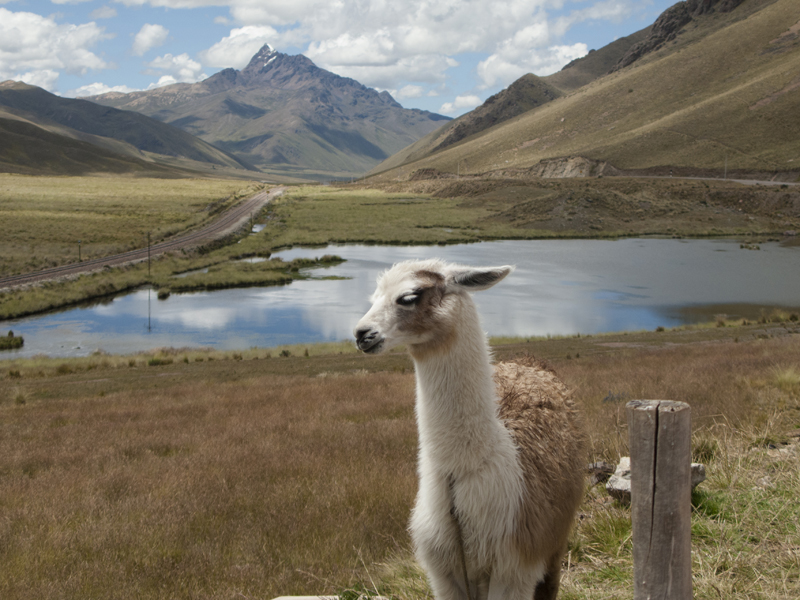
[0,175,262,277]
[230,179,800,256]
[1,322,799,599]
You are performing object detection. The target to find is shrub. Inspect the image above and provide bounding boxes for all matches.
[13,389,27,405]
[147,357,173,367]
[0,333,24,350]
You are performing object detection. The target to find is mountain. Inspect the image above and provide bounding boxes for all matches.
[369,0,799,181]
[0,81,252,176]
[86,45,450,180]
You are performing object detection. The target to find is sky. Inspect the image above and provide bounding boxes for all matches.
[0,0,676,117]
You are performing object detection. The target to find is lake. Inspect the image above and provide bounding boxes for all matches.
[2,238,799,358]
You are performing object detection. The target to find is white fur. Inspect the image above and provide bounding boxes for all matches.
[354,259,545,600]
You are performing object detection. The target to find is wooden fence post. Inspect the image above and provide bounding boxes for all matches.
[627,400,692,600]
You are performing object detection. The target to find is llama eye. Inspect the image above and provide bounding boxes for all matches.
[396,294,420,307]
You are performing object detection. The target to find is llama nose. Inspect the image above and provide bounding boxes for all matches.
[355,327,380,352]
[355,327,373,345]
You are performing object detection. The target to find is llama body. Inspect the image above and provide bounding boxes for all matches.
[355,259,586,600]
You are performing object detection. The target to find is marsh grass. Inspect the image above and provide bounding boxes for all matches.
[0,331,23,350]
[0,254,343,320]
[1,331,798,598]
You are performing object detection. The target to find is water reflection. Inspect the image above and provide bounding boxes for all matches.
[3,239,798,358]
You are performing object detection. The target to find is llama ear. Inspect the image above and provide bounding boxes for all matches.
[447,265,514,292]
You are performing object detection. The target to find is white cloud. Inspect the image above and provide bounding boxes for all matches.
[0,8,110,88]
[213,15,229,24]
[90,6,118,19]
[15,69,60,91]
[125,0,639,93]
[132,23,169,56]
[67,82,139,97]
[199,25,278,68]
[147,75,179,89]
[439,94,481,115]
[477,42,587,88]
[146,52,206,83]
[395,84,424,100]
[316,54,459,90]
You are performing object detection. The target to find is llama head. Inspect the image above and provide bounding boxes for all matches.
[354,258,513,355]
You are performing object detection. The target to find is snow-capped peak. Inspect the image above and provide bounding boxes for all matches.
[256,44,276,59]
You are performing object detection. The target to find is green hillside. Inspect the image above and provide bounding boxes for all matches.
[0,117,186,177]
[370,0,799,182]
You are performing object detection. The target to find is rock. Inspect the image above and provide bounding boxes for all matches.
[691,463,706,488]
[611,0,745,72]
[587,460,616,486]
[754,475,775,490]
[606,457,632,503]
[605,457,707,504]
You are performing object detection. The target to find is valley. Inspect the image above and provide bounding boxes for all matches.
[0,1,799,597]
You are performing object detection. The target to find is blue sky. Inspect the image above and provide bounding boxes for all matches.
[0,0,675,116]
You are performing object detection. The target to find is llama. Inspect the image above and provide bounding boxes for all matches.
[354,259,586,600]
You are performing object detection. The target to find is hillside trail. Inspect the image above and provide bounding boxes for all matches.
[0,186,285,291]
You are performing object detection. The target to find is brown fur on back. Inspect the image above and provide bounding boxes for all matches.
[494,357,587,568]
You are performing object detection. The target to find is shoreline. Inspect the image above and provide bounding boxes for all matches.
[3,317,798,374]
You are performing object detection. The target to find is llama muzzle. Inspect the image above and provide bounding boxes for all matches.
[355,327,383,353]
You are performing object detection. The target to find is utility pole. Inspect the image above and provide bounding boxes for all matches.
[78,240,82,262]
[147,232,151,279]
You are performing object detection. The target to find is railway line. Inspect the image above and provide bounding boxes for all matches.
[0,186,284,290]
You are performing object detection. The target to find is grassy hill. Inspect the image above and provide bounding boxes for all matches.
[369,0,799,182]
[0,117,190,177]
[0,81,255,176]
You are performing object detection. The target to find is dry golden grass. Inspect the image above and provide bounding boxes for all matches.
[0,368,417,599]
[1,329,798,599]
[558,335,800,460]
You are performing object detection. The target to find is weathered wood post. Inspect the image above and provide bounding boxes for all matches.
[627,400,692,600]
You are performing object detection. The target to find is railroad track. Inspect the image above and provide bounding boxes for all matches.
[0,186,285,290]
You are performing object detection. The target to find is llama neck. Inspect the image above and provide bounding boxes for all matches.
[410,296,505,476]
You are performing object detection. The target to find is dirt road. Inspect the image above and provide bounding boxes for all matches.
[0,186,285,290]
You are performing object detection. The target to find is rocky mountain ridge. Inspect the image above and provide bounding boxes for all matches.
[88,45,448,179]
[611,0,747,71]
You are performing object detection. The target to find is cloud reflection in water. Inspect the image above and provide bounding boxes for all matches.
[4,239,799,358]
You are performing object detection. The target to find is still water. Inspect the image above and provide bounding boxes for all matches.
[2,239,799,358]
